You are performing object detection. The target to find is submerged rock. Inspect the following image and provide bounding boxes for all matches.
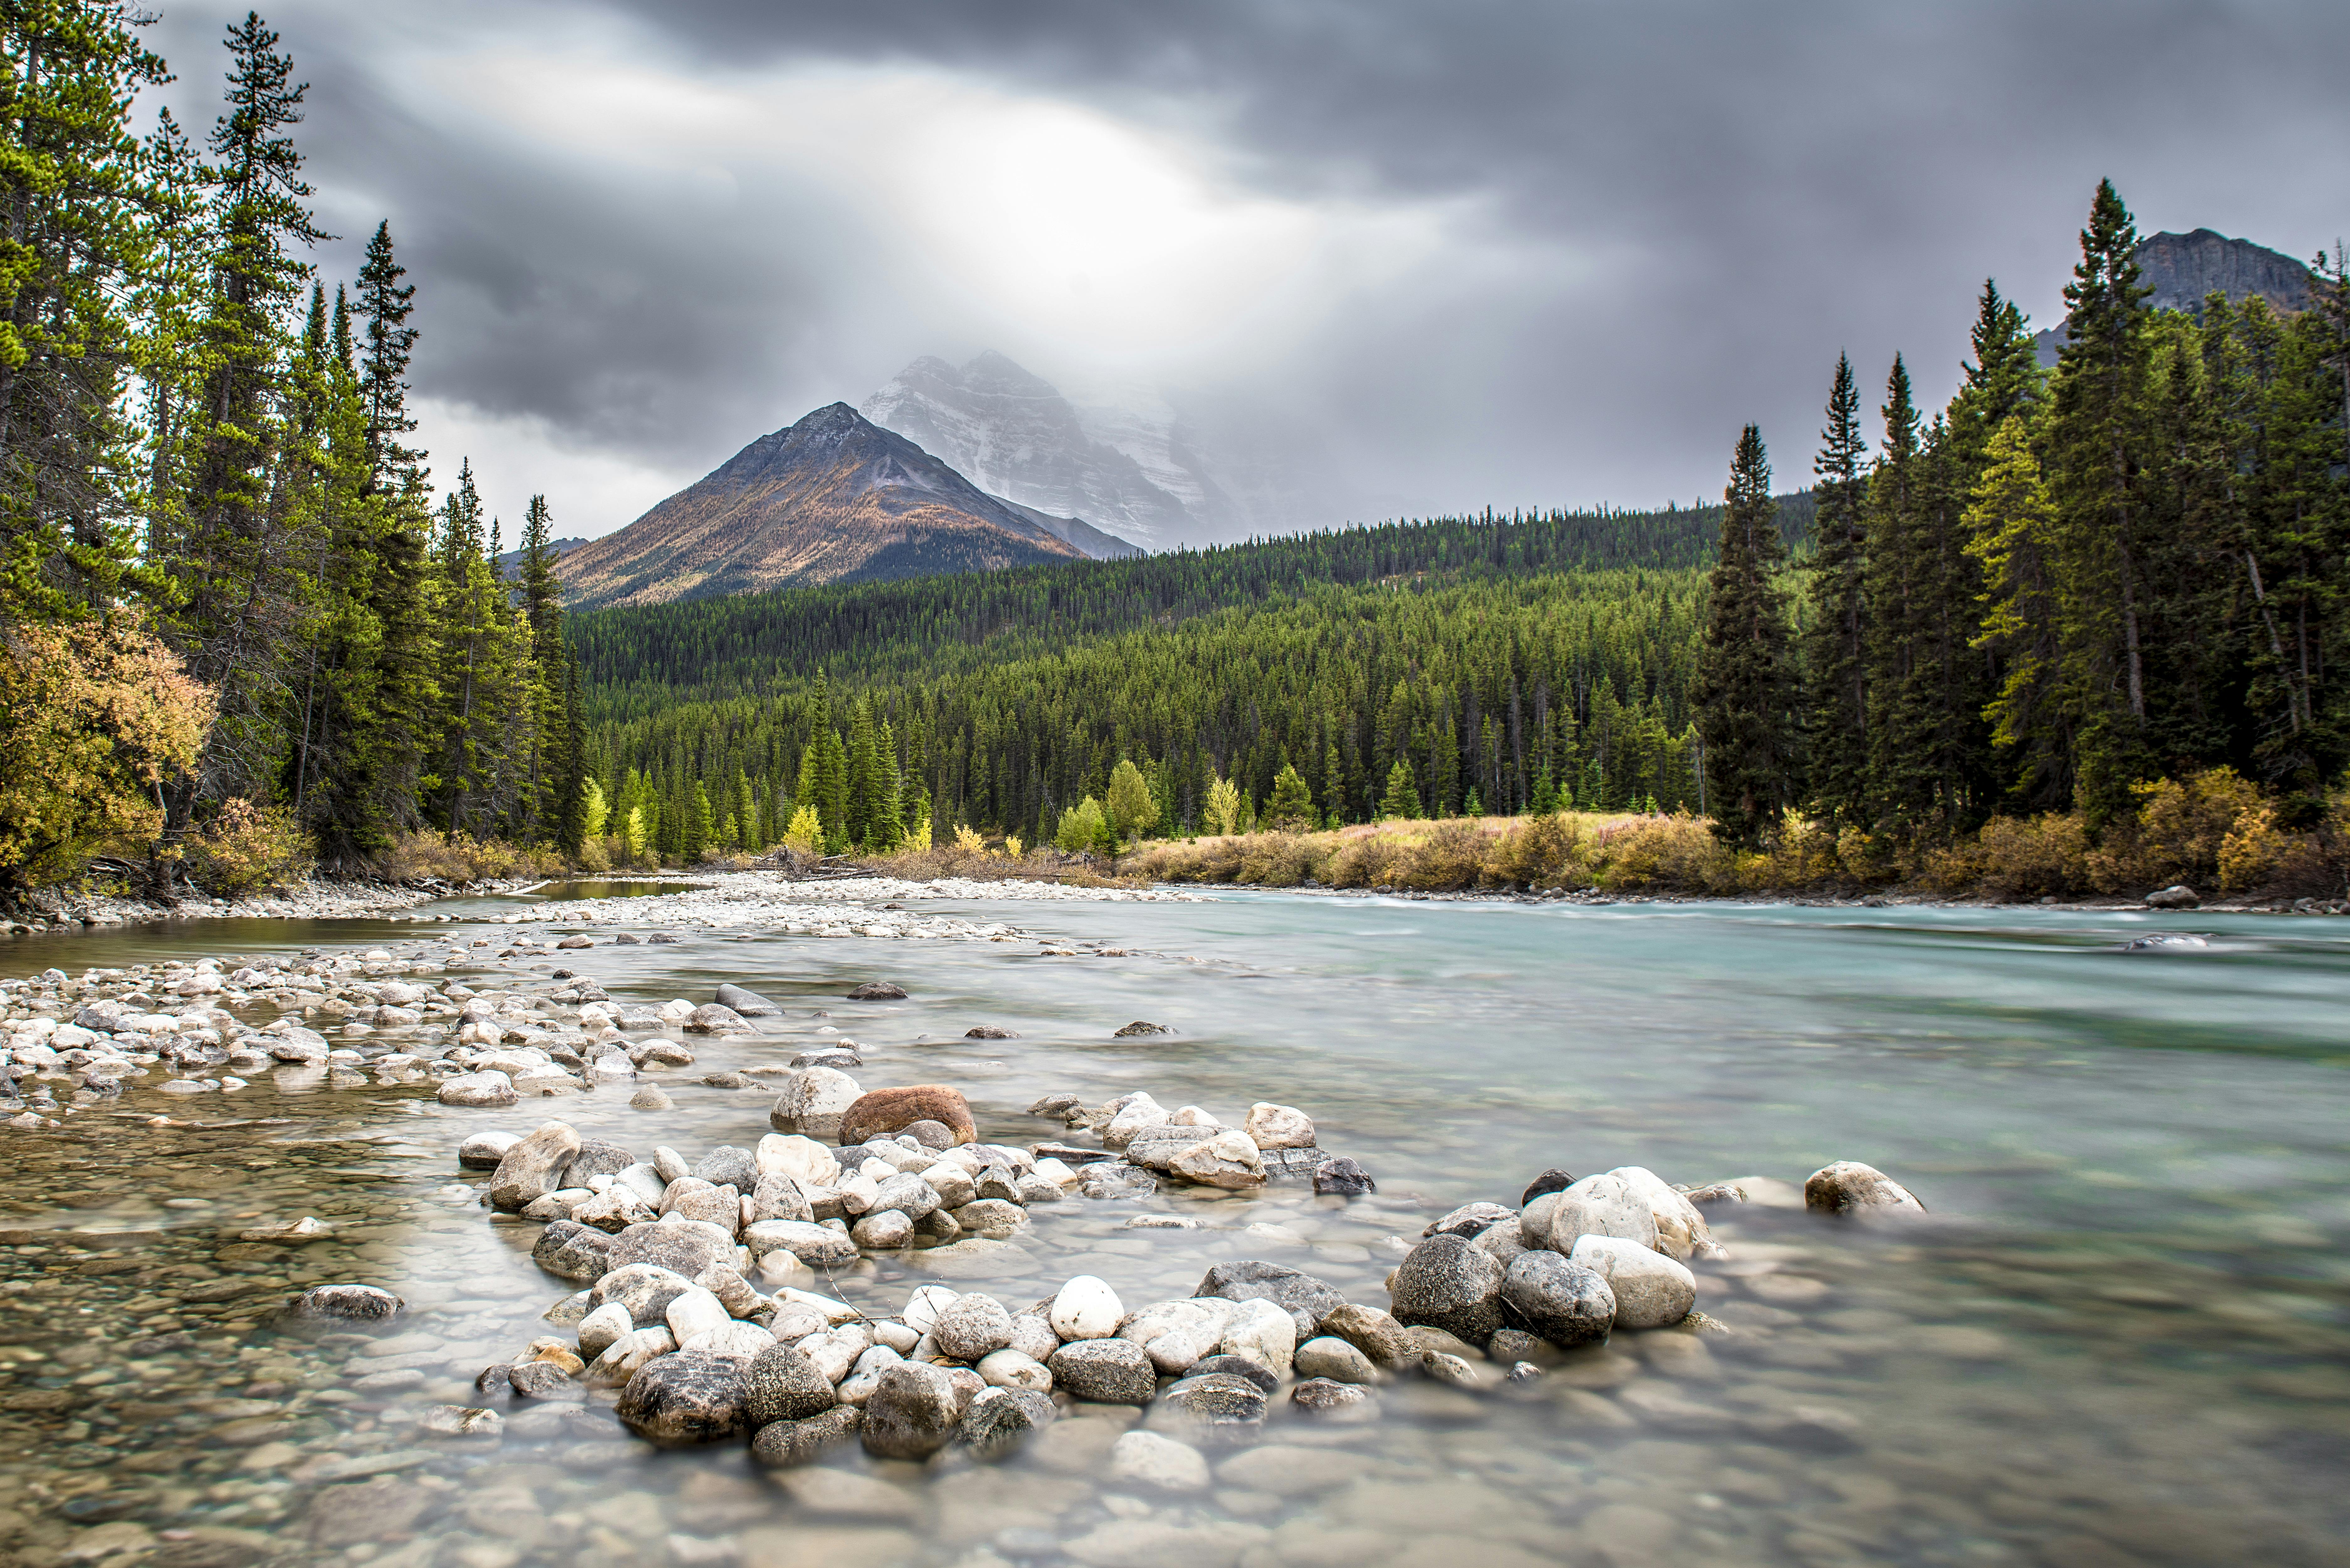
[615,1350,750,1444]
[715,983,780,1015]
[847,981,909,1000]
[860,1362,963,1458]
[1803,1160,1926,1215]
[751,1404,862,1467]
[838,1084,976,1145]
[1049,1337,1156,1404]
[283,1284,404,1324]
[1313,1157,1376,1196]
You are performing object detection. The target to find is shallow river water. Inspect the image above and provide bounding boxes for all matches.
[1,890,2346,1568]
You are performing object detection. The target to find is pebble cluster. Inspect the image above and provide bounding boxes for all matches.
[401,1049,1930,1484]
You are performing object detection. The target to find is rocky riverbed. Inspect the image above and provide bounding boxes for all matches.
[0,889,2344,1568]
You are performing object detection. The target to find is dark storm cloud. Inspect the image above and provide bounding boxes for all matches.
[150,1,2350,533]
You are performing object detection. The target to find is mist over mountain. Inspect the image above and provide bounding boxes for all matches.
[556,403,1133,611]
[862,352,1329,547]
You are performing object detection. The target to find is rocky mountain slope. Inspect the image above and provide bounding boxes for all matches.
[556,404,1134,612]
[2034,229,2313,364]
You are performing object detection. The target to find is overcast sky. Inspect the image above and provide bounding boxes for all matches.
[144,0,2350,544]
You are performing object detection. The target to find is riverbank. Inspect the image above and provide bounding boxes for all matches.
[1111,801,2350,913]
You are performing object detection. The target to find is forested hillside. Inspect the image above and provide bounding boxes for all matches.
[0,7,584,893]
[566,501,1819,860]
[571,182,2350,897]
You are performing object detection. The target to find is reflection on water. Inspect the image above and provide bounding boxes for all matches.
[525,880,710,902]
[0,894,2346,1567]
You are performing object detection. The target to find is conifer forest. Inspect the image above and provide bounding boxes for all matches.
[3,2,2346,898]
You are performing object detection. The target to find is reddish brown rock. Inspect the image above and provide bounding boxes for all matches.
[838,1085,977,1147]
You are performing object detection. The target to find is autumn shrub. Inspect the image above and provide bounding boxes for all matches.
[182,799,314,895]
[1398,821,1489,890]
[0,613,213,888]
[1235,833,1320,887]
[1486,813,1587,887]
[378,830,562,884]
[2088,767,2267,893]
[1583,813,1731,891]
[1968,813,2093,897]
[1323,826,1422,888]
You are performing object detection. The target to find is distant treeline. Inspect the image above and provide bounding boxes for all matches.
[566,501,1810,857]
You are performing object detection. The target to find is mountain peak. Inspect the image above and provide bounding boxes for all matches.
[557,403,1135,611]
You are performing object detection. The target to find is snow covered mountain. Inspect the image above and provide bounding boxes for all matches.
[861,352,1314,548]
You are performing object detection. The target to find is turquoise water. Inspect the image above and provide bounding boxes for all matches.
[0,892,2343,1567]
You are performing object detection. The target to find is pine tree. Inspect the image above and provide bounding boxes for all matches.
[1106,758,1156,841]
[0,0,173,619]
[353,220,421,494]
[1966,417,2070,806]
[1693,425,1797,848]
[159,13,332,840]
[1376,758,1420,820]
[2045,179,2156,823]
[1265,760,1313,829]
[1798,353,1870,823]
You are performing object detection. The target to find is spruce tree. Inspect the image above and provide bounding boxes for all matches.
[2045,179,2156,823]
[1265,761,1313,829]
[1798,353,1870,823]
[1376,759,1420,820]
[1966,417,2069,805]
[1693,425,1797,848]
[354,220,422,494]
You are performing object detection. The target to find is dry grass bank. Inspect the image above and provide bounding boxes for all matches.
[1116,771,2350,903]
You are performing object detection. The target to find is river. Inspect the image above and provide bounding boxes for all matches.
[1,888,2344,1568]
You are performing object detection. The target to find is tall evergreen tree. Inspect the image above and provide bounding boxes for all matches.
[1693,425,1797,847]
[1799,353,1869,823]
[353,219,421,494]
[159,12,331,837]
[0,0,172,618]
[2045,178,2156,823]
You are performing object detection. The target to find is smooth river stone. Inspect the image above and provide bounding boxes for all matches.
[1570,1234,1695,1329]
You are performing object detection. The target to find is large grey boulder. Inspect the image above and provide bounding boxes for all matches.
[1388,1233,1505,1348]
[588,1263,700,1329]
[1568,1235,1695,1329]
[695,1144,759,1193]
[1425,1202,1516,1239]
[1545,1171,1661,1255]
[458,1130,520,1169]
[1049,1337,1157,1404]
[559,1138,638,1188]
[531,1220,614,1282]
[490,1121,583,1211]
[1194,1260,1344,1339]
[615,1351,750,1444]
[602,1219,736,1279]
[953,1387,1055,1459]
[932,1294,1016,1362]
[860,1362,963,1459]
[742,1343,839,1427]
[769,1066,861,1131]
[750,1172,814,1225]
[1500,1250,1615,1348]
[283,1284,404,1324]
[744,1219,858,1268]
